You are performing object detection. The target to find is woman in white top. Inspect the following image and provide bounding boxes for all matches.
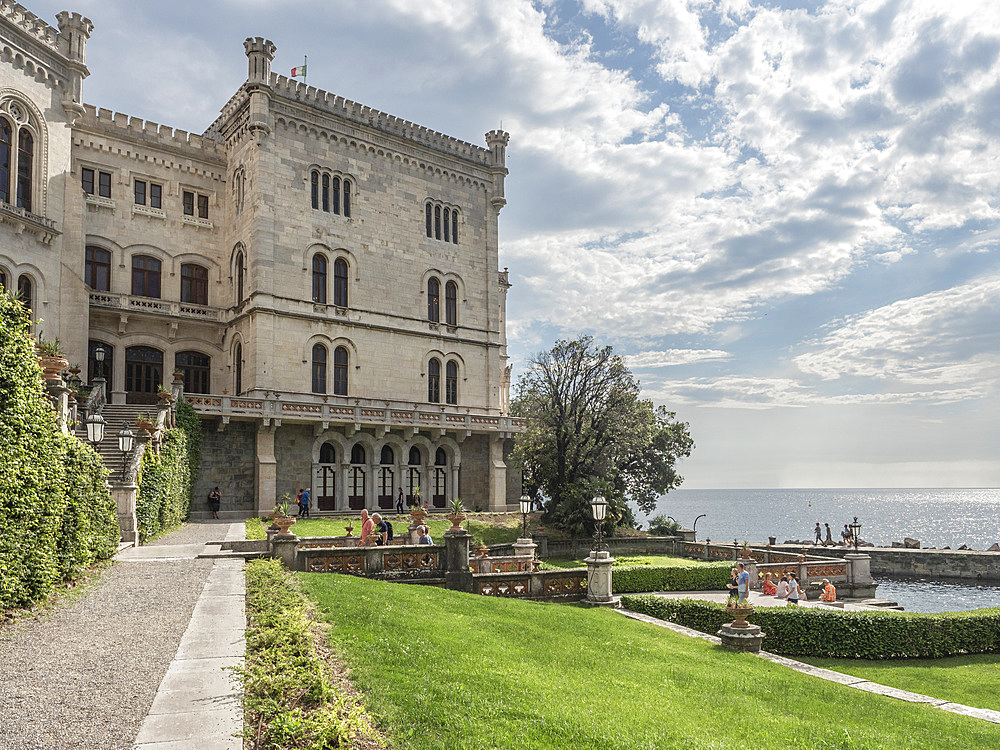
[786,573,800,605]
[776,575,789,599]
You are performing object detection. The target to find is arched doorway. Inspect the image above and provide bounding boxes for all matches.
[378,445,394,510]
[349,443,366,510]
[407,446,422,507]
[125,345,163,404]
[316,442,337,511]
[433,447,447,508]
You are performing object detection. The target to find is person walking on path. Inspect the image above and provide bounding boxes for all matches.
[396,487,404,515]
[814,522,822,545]
[299,488,311,519]
[737,562,750,601]
[295,489,303,516]
[208,487,221,519]
[824,523,833,546]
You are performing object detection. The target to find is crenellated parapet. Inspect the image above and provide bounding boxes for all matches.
[55,11,92,119]
[77,103,227,161]
[0,1,62,52]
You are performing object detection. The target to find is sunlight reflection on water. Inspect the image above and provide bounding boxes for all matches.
[873,577,1000,613]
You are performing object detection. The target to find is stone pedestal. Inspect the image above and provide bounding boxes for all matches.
[512,537,536,559]
[718,623,765,653]
[584,549,618,607]
[444,528,473,593]
[408,522,422,545]
[271,534,298,571]
[110,482,139,545]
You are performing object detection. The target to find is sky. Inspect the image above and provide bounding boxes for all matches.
[29,0,1000,489]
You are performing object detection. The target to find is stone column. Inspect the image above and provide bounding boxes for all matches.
[271,533,297,571]
[512,538,536,560]
[255,422,277,515]
[111,482,139,545]
[443,528,473,593]
[488,434,507,511]
[846,553,872,585]
[533,533,548,558]
[584,549,618,607]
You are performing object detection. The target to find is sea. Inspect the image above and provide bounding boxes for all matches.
[636,488,1000,613]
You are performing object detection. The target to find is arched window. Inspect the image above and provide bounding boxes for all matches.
[0,119,11,204]
[380,445,394,464]
[311,343,327,393]
[446,360,458,405]
[131,255,161,298]
[17,275,32,313]
[319,442,336,463]
[235,250,245,304]
[434,204,441,240]
[321,173,330,212]
[332,177,340,215]
[443,208,450,242]
[349,442,366,510]
[234,168,245,214]
[85,246,112,291]
[351,443,366,464]
[425,203,432,237]
[407,446,421,505]
[312,254,328,303]
[344,179,352,217]
[16,128,32,212]
[408,446,421,465]
[427,277,440,322]
[333,345,348,396]
[452,209,459,243]
[333,258,348,307]
[428,357,441,403]
[435,447,447,465]
[234,342,243,394]
[176,350,211,394]
[125,346,163,404]
[181,263,208,305]
[310,170,319,210]
[445,281,457,326]
[0,269,6,290]
[433,447,447,508]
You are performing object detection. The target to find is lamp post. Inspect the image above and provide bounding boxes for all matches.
[94,345,106,380]
[84,412,106,444]
[591,495,608,552]
[519,494,532,538]
[117,423,135,482]
[849,516,861,551]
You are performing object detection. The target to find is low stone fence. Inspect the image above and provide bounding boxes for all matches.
[473,569,589,600]
[774,544,1000,583]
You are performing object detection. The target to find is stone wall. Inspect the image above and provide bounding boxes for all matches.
[459,434,490,510]
[193,418,256,516]
[780,545,1000,583]
[274,423,313,502]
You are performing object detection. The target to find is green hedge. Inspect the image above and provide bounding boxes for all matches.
[136,427,191,542]
[175,401,202,492]
[621,595,1000,659]
[0,294,119,609]
[613,562,731,594]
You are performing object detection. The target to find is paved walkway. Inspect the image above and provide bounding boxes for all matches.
[0,521,245,750]
[651,589,894,611]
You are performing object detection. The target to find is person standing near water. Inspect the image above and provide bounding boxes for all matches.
[814,522,822,545]
[737,562,750,601]
[824,523,833,546]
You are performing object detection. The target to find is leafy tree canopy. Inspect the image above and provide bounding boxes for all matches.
[511,336,693,537]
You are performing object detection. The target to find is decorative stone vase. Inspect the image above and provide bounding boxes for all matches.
[446,512,467,531]
[344,524,354,537]
[726,604,755,629]
[157,391,174,403]
[475,545,489,558]
[38,355,68,380]
[273,516,297,536]
[410,506,427,524]
[135,419,155,435]
[172,371,184,383]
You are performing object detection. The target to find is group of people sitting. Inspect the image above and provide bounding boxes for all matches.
[356,508,435,546]
[758,571,837,604]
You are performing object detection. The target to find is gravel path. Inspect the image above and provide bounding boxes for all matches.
[0,523,227,750]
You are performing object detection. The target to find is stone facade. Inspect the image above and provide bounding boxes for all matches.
[0,3,523,514]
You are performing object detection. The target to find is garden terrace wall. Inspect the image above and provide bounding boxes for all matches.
[621,595,1000,659]
[473,569,588,601]
[295,543,447,581]
[775,545,1000,583]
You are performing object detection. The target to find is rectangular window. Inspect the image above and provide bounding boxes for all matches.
[98,171,111,198]
[197,193,209,219]
[82,167,95,195]
[183,190,194,216]
[134,179,146,205]
[149,182,162,209]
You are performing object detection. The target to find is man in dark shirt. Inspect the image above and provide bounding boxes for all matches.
[372,512,388,545]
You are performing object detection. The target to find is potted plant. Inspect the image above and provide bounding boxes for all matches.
[36,337,68,379]
[134,413,155,434]
[409,488,427,523]
[725,596,755,629]
[156,385,174,403]
[472,536,489,558]
[271,496,296,536]
[446,498,467,531]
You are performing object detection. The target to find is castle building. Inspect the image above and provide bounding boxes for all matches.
[0,2,524,515]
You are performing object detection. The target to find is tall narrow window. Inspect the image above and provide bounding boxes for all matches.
[85,246,111,291]
[182,190,194,215]
[443,208,450,242]
[197,194,209,219]
[333,345,348,396]
[234,342,243,394]
[99,171,111,198]
[425,203,432,237]
[446,360,458,405]
[434,205,441,239]
[310,170,319,209]
[181,263,208,305]
[351,443,366,464]
[17,275,32,314]
[131,255,161,298]
[235,251,245,304]
[445,281,457,326]
[0,270,6,290]
[333,258,348,307]
[176,351,211,394]
[134,179,146,205]
[427,277,440,322]
[16,129,32,212]
[452,209,459,243]
[428,358,441,403]
[82,167,95,195]
[312,254,328,304]
[0,119,11,204]
[321,173,330,212]
[149,182,162,209]
[312,343,327,394]
[332,177,340,215]
[344,179,351,217]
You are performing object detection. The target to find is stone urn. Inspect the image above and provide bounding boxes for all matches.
[475,545,490,558]
[725,603,755,629]
[446,512,467,531]
[135,418,155,435]
[273,516,297,536]
[344,524,354,537]
[38,355,68,380]
[157,390,174,404]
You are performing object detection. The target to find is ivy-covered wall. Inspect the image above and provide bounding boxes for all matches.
[0,294,119,610]
[136,428,191,543]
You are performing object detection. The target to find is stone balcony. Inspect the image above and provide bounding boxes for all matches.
[0,200,60,244]
[186,391,527,437]
[88,291,223,322]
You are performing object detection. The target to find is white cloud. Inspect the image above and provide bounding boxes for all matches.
[625,349,731,368]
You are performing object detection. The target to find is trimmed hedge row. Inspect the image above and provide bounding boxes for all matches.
[613,562,732,594]
[621,595,1000,659]
[136,427,191,542]
[0,294,119,609]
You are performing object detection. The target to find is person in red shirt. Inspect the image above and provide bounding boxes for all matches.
[359,508,375,546]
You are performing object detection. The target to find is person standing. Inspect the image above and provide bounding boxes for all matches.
[737,562,750,602]
[396,487,404,515]
[824,523,833,546]
[208,487,221,519]
[295,488,303,517]
[786,573,800,606]
[417,525,433,545]
[299,488,311,519]
[814,522,822,545]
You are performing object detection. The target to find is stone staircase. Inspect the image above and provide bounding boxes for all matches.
[74,403,150,480]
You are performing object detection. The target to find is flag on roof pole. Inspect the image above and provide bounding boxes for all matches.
[291,56,307,80]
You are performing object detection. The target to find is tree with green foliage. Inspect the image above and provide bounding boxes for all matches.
[511,336,693,537]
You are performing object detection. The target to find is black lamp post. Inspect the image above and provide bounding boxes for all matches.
[84,412,106,444]
[591,495,608,552]
[117,423,135,482]
[95,345,106,380]
[849,516,861,551]
[519,494,532,538]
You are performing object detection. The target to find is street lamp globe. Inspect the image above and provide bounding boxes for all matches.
[118,424,134,454]
[591,495,607,521]
[84,412,106,444]
[94,346,105,363]
[849,517,862,551]
[519,494,532,538]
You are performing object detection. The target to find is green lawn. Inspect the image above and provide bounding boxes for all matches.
[801,654,1000,712]
[541,553,716,570]
[298,574,1000,750]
